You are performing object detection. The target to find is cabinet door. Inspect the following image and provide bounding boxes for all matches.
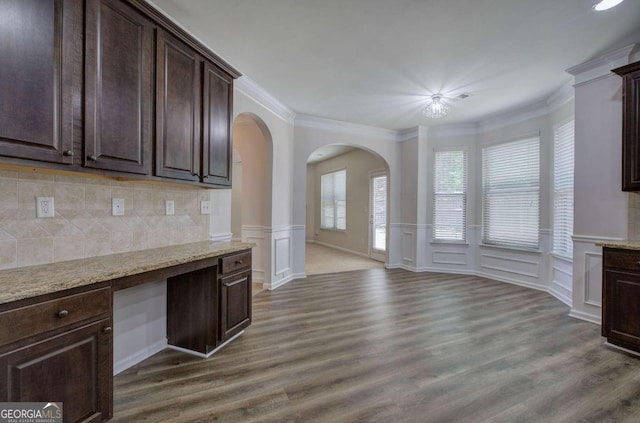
[202,62,233,186]
[156,30,201,182]
[167,267,218,354]
[0,318,113,423]
[84,0,153,174]
[219,270,252,342]
[603,270,640,350]
[0,0,74,164]
[621,68,640,191]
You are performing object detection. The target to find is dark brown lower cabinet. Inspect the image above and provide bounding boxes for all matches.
[167,267,218,354]
[0,318,113,422]
[602,248,640,353]
[167,251,252,355]
[220,270,252,342]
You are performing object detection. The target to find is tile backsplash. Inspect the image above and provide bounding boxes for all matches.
[0,170,210,270]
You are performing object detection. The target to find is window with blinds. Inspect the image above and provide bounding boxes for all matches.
[433,150,467,241]
[482,137,540,249]
[321,169,346,230]
[553,120,575,258]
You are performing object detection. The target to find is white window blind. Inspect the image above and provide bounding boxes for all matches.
[433,150,467,241]
[553,120,575,258]
[482,137,540,249]
[321,169,346,230]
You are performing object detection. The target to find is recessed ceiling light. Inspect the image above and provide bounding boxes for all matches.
[593,0,624,11]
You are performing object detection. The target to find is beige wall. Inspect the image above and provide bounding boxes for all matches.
[306,164,316,241]
[307,148,387,255]
[233,117,269,227]
[0,170,210,270]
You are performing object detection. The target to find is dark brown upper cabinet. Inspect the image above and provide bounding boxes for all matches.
[155,30,202,182]
[202,62,233,186]
[0,0,75,165]
[84,0,153,175]
[613,61,640,191]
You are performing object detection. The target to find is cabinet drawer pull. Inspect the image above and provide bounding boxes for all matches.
[57,310,69,318]
[63,150,74,156]
[636,261,640,266]
[87,155,97,161]
[103,326,112,334]
[235,260,243,265]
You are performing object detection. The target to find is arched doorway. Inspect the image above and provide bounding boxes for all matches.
[305,144,391,274]
[231,113,273,288]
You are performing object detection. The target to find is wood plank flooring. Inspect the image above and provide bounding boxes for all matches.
[112,268,640,422]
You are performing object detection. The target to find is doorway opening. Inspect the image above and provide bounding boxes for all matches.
[230,113,273,291]
[305,145,389,275]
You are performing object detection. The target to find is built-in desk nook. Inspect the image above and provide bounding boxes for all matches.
[0,241,253,422]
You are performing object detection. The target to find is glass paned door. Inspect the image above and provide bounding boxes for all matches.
[370,174,387,261]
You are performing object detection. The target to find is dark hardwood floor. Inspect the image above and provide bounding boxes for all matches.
[113,268,640,422]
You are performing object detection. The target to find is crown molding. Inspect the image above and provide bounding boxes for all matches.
[234,76,296,124]
[294,114,401,142]
[545,79,574,112]
[399,127,419,142]
[476,97,550,134]
[428,122,478,138]
[566,43,637,85]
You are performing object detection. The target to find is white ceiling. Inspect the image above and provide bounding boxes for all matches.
[152,0,640,130]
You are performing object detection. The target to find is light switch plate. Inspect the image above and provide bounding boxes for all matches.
[112,198,125,216]
[200,201,211,215]
[165,200,175,216]
[36,197,55,218]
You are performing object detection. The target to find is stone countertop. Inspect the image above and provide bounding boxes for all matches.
[0,241,254,305]
[595,240,640,251]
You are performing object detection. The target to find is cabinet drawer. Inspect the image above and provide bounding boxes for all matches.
[0,287,111,346]
[603,250,640,271]
[220,251,252,274]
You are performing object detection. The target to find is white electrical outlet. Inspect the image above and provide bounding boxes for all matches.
[112,198,125,216]
[36,197,55,218]
[165,200,175,216]
[200,201,211,215]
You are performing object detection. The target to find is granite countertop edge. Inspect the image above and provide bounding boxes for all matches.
[0,241,254,305]
[595,240,640,251]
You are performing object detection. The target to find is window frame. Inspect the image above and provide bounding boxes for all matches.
[481,136,541,250]
[433,148,468,243]
[552,119,575,259]
[320,168,347,231]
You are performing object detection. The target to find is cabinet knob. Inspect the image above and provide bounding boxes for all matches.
[103,326,112,334]
[63,150,74,157]
[192,172,199,177]
[87,155,97,161]
[57,310,69,318]
[235,259,243,264]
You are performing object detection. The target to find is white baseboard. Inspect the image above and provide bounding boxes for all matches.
[292,272,307,280]
[166,331,244,358]
[548,286,572,307]
[265,274,295,290]
[306,239,315,244]
[569,308,601,325]
[475,271,547,293]
[604,341,640,357]
[314,241,370,259]
[114,338,167,375]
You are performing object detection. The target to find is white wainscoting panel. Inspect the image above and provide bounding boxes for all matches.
[584,252,603,307]
[242,225,266,285]
[402,229,415,264]
[480,252,540,279]
[432,250,468,266]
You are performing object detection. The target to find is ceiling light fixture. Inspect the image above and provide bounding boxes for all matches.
[423,94,449,119]
[593,0,624,11]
